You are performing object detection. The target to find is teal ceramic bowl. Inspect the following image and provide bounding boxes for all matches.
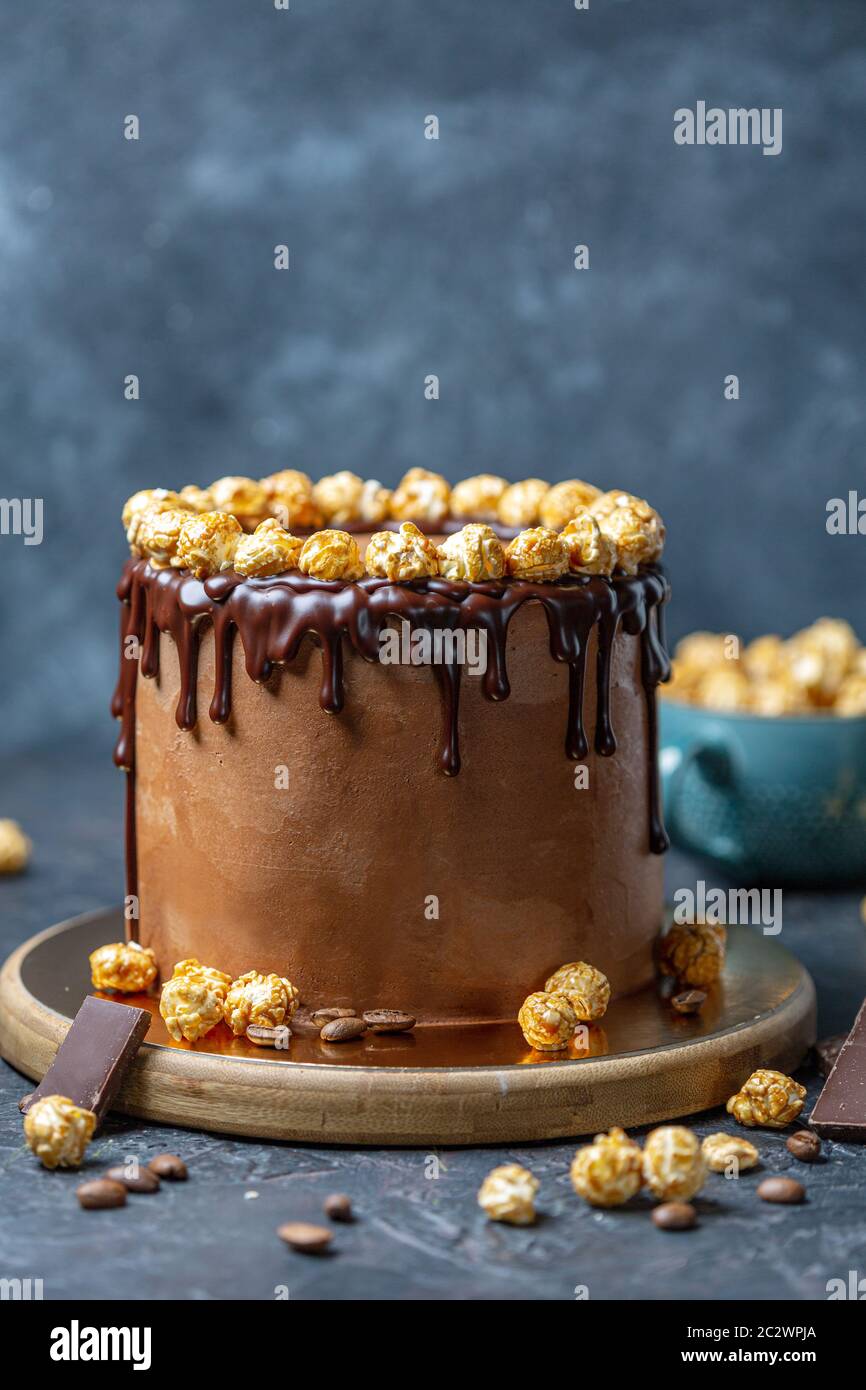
[660,699,866,884]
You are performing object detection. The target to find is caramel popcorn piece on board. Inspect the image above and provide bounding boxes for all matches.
[176,511,242,579]
[560,512,618,576]
[544,961,611,1021]
[518,991,577,1050]
[437,524,505,582]
[657,921,726,987]
[159,974,226,1043]
[570,1127,643,1208]
[701,1132,760,1173]
[23,1095,97,1170]
[450,474,508,521]
[0,819,31,874]
[224,971,300,1036]
[312,471,365,525]
[390,467,451,525]
[505,528,569,582]
[298,529,365,582]
[643,1126,706,1202]
[477,1163,539,1225]
[726,1069,806,1129]
[539,479,602,531]
[365,522,440,581]
[234,518,304,578]
[89,941,158,994]
[497,478,549,528]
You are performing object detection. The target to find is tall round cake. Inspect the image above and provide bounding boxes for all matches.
[114,470,669,1025]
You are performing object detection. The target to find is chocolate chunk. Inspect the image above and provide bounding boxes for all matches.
[277,1221,333,1253]
[21,996,150,1130]
[786,1130,821,1163]
[320,1017,366,1042]
[324,1193,353,1222]
[77,1178,127,1210]
[815,1033,846,1078]
[810,999,866,1142]
[105,1164,160,1193]
[757,1176,805,1205]
[362,1009,416,1034]
[652,1202,696,1230]
[148,1153,187,1181]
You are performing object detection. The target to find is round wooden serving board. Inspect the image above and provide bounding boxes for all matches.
[0,910,815,1146]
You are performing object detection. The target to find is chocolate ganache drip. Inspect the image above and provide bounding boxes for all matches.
[113,560,671,911]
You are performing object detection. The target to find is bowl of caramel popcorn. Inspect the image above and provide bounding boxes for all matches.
[660,620,866,882]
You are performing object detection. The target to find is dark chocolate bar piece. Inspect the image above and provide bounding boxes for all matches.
[21,995,150,1128]
[810,998,866,1142]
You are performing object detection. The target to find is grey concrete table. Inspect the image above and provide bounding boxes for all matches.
[1,738,864,1301]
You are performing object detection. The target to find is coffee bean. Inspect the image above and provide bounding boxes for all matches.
[311,1007,356,1026]
[277,1221,333,1254]
[362,1009,416,1034]
[652,1202,696,1231]
[320,1016,366,1043]
[671,990,706,1016]
[148,1153,188,1181]
[786,1130,821,1163]
[757,1176,805,1205]
[246,1024,291,1048]
[18,1093,34,1113]
[290,1012,327,1038]
[105,1164,160,1193]
[324,1193,353,1223]
[77,1178,127,1210]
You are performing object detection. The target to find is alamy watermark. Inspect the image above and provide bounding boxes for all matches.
[675,102,782,157]
[379,619,487,677]
[0,498,43,545]
[673,880,782,935]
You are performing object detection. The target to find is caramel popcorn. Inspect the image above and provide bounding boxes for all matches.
[159,972,227,1043]
[505,528,569,582]
[570,1127,643,1208]
[312,470,365,524]
[261,469,323,531]
[643,1126,706,1202]
[90,941,158,994]
[544,961,611,1022]
[742,634,785,682]
[748,677,807,716]
[589,491,665,573]
[358,478,392,525]
[477,1163,539,1225]
[561,512,617,576]
[517,990,577,1051]
[390,467,451,525]
[178,484,216,513]
[134,507,194,569]
[298,529,364,582]
[658,921,726,987]
[693,667,751,711]
[234,518,303,578]
[224,971,300,1035]
[23,1095,97,1170]
[209,475,269,521]
[835,673,866,716]
[171,958,232,992]
[176,511,242,579]
[450,474,508,521]
[701,1132,760,1173]
[437,524,505,582]
[497,478,549,528]
[0,819,31,874]
[726,1069,807,1129]
[539,479,602,531]
[365,522,440,581]
[122,489,191,548]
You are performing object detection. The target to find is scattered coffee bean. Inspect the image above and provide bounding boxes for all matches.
[757,1176,805,1205]
[652,1202,696,1231]
[18,1093,34,1113]
[246,1024,290,1048]
[77,1178,127,1210]
[311,1007,356,1026]
[362,1009,417,1034]
[277,1221,333,1254]
[786,1130,821,1163]
[320,1016,366,1043]
[148,1153,188,1181]
[671,990,707,1016]
[105,1164,160,1194]
[814,1034,846,1078]
[290,1012,327,1038]
[324,1193,353,1223]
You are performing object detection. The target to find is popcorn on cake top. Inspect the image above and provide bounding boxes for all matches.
[122,469,665,582]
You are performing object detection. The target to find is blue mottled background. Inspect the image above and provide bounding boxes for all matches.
[1,0,864,749]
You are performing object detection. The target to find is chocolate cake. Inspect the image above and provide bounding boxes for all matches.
[113,471,670,1025]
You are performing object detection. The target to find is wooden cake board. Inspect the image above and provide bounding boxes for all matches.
[0,910,815,1147]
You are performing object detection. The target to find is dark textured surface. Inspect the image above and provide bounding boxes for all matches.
[2,0,866,747]
[1,741,865,1301]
